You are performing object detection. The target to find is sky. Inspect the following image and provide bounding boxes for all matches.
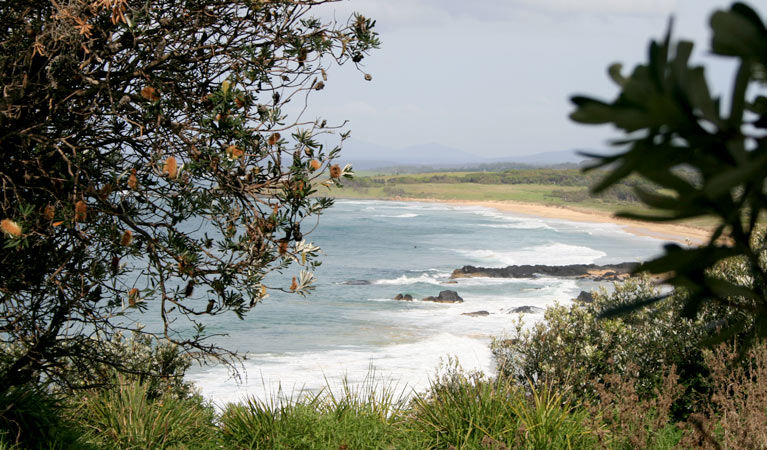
[298,0,765,159]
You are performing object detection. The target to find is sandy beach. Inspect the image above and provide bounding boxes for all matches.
[395,197,713,246]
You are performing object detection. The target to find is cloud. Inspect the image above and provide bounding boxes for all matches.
[513,0,677,16]
[328,101,378,116]
[321,0,677,31]
[385,104,424,115]
[320,0,451,30]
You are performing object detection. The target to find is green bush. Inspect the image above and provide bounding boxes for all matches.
[58,332,196,401]
[492,276,706,403]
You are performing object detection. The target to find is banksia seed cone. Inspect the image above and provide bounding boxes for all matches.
[164,156,178,178]
[309,159,321,171]
[185,280,195,297]
[290,276,298,291]
[1,219,22,237]
[268,133,280,146]
[278,239,289,255]
[329,164,342,179]
[128,168,138,190]
[120,230,132,246]
[74,200,87,221]
[140,86,160,101]
[43,205,55,221]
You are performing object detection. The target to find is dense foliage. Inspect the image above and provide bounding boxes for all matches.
[571,2,767,347]
[0,0,379,392]
[492,277,705,403]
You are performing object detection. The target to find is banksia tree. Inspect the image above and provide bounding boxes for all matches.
[0,0,378,391]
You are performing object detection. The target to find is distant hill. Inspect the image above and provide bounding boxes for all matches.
[339,138,598,170]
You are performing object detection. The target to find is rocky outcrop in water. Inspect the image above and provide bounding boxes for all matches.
[394,293,414,301]
[451,262,639,281]
[576,291,595,303]
[422,290,464,303]
[505,305,543,314]
[462,310,490,317]
[342,280,371,285]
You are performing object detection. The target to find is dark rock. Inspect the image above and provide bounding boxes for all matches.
[394,293,413,301]
[462,310,490,317]
[342,280,371,285]
[422,290,464,303]
[451,262,639,280]
[575,291,594,303]
[507,306,543,314]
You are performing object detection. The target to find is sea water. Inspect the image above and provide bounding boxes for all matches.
[184,199,665,405]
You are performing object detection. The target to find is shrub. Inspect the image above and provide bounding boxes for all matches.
[585,363,683,449]
[58,331,195,400]
[492,276,705,403]
[679,341,767,449]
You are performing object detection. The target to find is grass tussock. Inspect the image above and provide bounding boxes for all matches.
[71,376,217,449]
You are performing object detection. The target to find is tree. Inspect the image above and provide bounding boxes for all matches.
[571,2,766,347]
[0,0,379,391]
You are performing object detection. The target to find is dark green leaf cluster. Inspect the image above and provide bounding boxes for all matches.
[571,2,767,347]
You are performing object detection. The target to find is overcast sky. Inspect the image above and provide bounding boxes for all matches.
[301,0,764,158]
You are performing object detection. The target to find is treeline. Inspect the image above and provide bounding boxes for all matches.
[343,169,682,203]
[346,169,661,188]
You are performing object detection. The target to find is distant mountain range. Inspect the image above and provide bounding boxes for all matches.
[337,139,599,170]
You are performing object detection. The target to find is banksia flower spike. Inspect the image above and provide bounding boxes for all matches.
[128,288,139,307]
[43,205,55,221]
[329,164,342,179]
[1,219,22,237]
[164,156,178,178]
[309,159,321,171]
[128,168,138,190]
[74,200,88,221]
[290,276,298,291]
[120,230,133,246]
[226,144,244,160]
[140,86,160,101]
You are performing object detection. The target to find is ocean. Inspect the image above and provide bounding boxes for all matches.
[184,199,665,405]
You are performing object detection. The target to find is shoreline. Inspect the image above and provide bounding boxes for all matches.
[346,196,713,245]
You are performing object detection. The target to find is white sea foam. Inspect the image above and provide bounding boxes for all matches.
[187,333,494,407]
[458,243,606,266]
[373,273,448,285]
[375,213,420,218]
[479,221,555,231]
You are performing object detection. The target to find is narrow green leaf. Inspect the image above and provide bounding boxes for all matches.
[704,151,767,198]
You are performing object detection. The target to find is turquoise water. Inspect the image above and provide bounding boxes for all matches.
[185,199,665,404]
